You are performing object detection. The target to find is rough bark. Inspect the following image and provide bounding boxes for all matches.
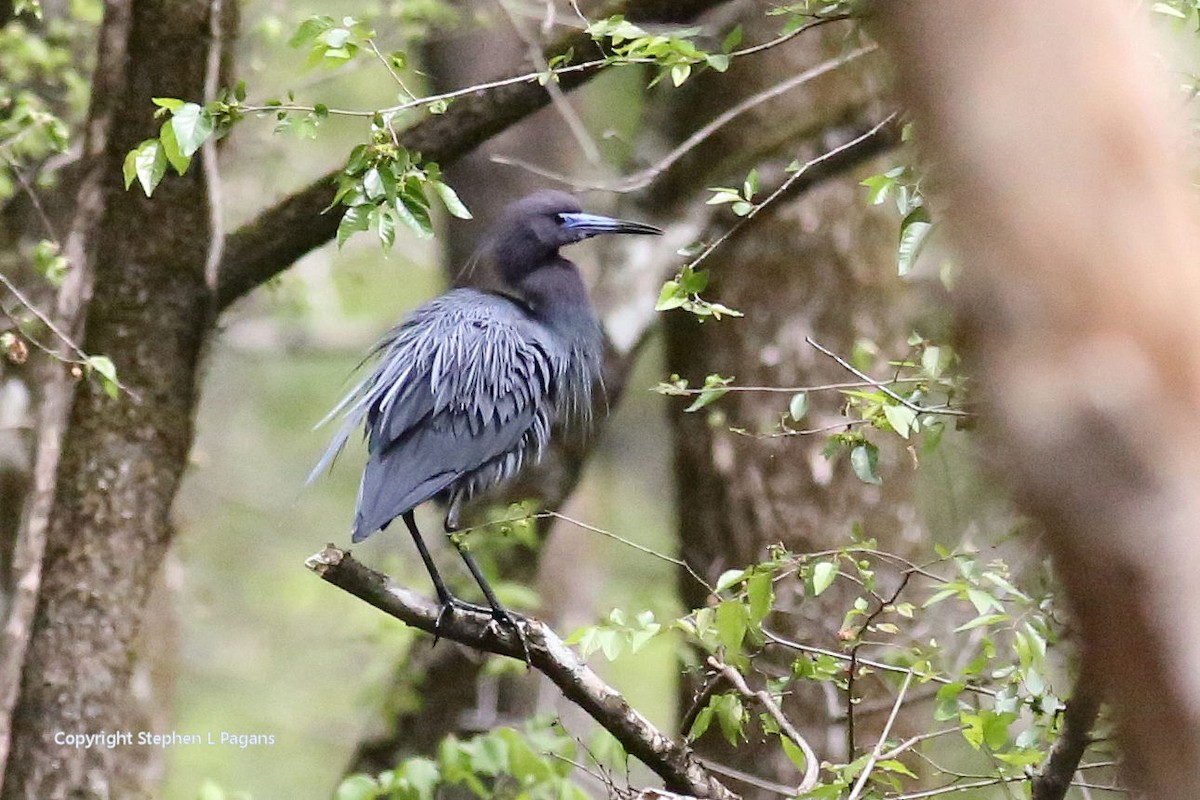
[1,0,220,796]
[650,11,916,792]
[875,1,1200,796]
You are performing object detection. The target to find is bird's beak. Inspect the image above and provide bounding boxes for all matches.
[559,212,663,237]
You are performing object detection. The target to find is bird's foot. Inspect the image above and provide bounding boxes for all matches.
[487,607,532,667]
[431,596,492,647]
[430,595,531,665]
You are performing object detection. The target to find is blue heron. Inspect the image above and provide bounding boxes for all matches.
[312,190,662,639]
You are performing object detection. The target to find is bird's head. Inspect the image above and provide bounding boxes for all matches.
[490,190,662,283]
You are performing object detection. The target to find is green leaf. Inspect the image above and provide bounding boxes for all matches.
[290,15,334,47]
[158,120,191,176]
[400,758,440,800]
[934,681,965,721]
[705,53,730,72]
[780,735,808,772]
[655,280,687,311]
[883,403,918,439]
[743,168,759,199]
[151,97,185,113]
[86,355,120,399]
[393,195,434,238]
[746,570,773,623]
[713,693,744,746]
[811,561,837,597]
[876,759,918,778]
[336,206,370,247]
[125,140,167,196]
[715,568,748,592]
[850,442,881,485]
[715,599,747,654]
[685,386,728,412]
[335,774,381,800]
[170,103,214,157]
[432,180,472,219]
[788,392,808,422]
[687,706,714,741]
[670,63,691,86]
[897,206,933,276]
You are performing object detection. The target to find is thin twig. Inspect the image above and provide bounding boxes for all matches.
[497,0,601,164]
[492,45,877,191]
[683,112,900,274]
[0,154,61,242]
[366,38,418,99]
[0,272,88,363]
[848,572,912,756]
[846,670,914,800]
[671,377,926,395]
[877,725,967,761]
[708,658,820,794]
[697,757,799,797]
[202,0,225,301]
[761,629,999,699]
[806,337,971,418]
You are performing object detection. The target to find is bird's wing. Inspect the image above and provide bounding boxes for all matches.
[311,290,554,540]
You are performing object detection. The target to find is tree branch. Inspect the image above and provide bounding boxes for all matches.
[306,545,738,800]
[1031,668,1102,800]
[214,0,732,312]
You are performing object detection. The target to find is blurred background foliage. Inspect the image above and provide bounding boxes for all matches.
[169,2,680,796]
[9,0,1200,798]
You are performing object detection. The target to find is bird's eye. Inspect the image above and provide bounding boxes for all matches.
[553,213,567,225]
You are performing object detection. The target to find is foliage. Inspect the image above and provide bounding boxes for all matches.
[336,720,589,800]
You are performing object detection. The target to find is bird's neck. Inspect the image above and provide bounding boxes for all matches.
[517,260,596,330]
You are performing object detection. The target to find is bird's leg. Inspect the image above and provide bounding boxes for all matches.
[444,503,531,664]
[401,511,487,643]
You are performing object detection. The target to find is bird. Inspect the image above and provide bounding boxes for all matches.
[312,190,662,642]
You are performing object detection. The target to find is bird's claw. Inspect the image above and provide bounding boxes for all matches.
[431,596,491,647]
[431,598,531,664]
[487,608,532,667]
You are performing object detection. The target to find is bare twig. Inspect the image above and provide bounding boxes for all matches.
[492,46,878,192]
[202,0,225,301]
[496,0,601,164]
[846,670,914,800]
[0,272,88,364]
[761,629,999,699]
[847,572,912,756]
[707,658,820,794]
[684,112,901,274]
[806,337,970,418]
[306,546,738,800]
[365,38,418,100]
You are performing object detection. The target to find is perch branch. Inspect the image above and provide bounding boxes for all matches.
[306,546,738,800]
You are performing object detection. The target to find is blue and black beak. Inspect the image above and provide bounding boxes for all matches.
[559,212,663,239]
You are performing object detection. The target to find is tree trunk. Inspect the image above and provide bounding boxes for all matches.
[1,1,224,796]
[875,2,1200,796]
[650,10,915,791]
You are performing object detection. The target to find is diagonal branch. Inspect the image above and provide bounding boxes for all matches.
[1031,666,1102,800]
[214,0,732,312]
[306,545,739,800]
